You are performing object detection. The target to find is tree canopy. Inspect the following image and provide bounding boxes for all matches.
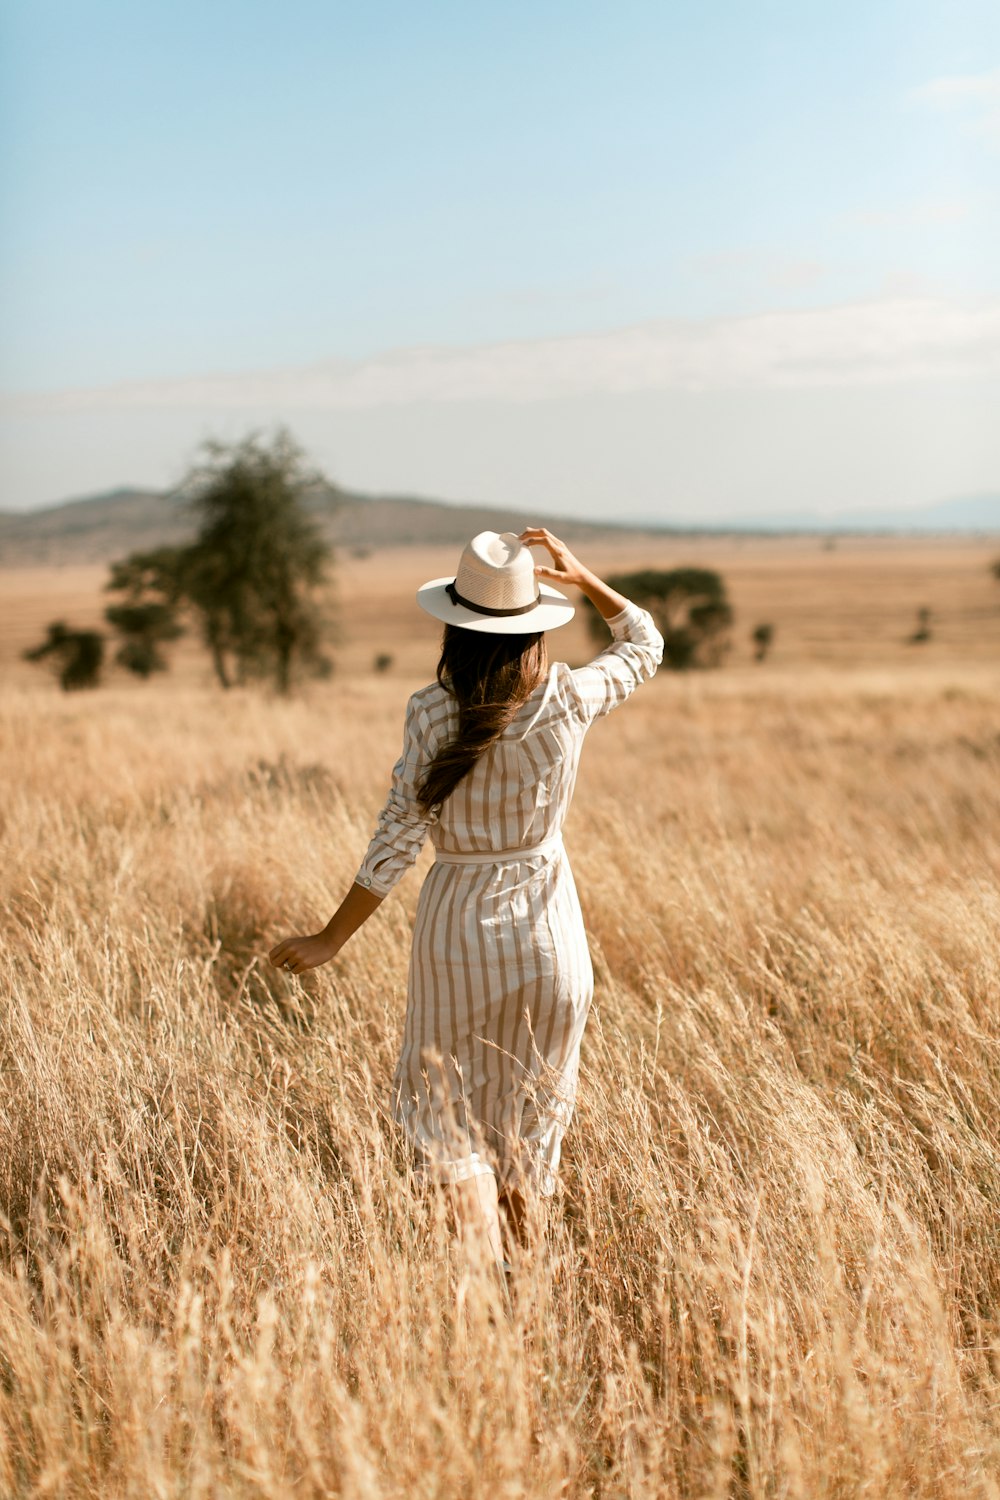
[103,548,187,678]
[584,567,733,669]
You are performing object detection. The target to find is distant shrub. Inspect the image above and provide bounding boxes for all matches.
[752,622,775,662]
[991,558,1000,582]
[585,568,733,670]
[374,652,394,674]
[908,606,932,645]
[24,622,105,690]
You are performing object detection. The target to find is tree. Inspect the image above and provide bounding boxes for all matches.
[104,430,335,691]
[178,429,333,692]
[24,622,105,690]
[104,548,186,677]
[585,567,733,669]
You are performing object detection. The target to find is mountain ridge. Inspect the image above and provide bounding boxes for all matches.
[0,484,996,566]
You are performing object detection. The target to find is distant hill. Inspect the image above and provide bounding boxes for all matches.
[1,484,996,566]
[0,488,192,565]
[0,483,666,566]
[673,493,1000,534]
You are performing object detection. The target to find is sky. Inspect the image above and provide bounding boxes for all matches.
[1,0,999,521]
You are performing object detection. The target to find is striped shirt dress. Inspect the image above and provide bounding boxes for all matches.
[354,600,665,1197]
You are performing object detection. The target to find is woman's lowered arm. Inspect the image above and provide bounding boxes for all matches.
[268,693,435,975]
[268,881,383,975]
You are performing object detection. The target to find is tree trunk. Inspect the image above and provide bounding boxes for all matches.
[208,633,231,689]
[274,608,295,694]
[276,640,292,694]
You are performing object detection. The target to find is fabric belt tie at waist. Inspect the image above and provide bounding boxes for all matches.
[434,833,563,866]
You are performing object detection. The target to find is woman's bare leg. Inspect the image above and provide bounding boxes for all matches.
[498,1186,527,1247]
[448,1173,506,1269]
[498,1185,547,1254]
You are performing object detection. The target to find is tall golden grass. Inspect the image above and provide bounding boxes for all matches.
[2,542,999,1497]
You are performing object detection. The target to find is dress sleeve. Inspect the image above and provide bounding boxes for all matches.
[353,694,438,897]
[560,600,664,726]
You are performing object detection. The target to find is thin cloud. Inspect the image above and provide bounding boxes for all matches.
[849,196,971,228]
[910,66,1000,151]
[764,259,827,290]
[4,298,1000,416]
[683,248,827,290]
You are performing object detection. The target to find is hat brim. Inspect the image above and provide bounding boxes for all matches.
[416,577,575,634]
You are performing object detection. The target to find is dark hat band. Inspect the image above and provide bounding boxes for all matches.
[445,580,542,617]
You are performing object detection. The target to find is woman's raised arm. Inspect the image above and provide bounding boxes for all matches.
[519,527,665,724]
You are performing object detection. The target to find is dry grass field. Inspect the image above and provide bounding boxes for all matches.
[2,535,999,1498]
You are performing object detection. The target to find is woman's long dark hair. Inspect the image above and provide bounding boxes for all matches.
[417,625,548,811]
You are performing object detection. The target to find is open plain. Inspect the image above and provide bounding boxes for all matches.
[2,533,999,1498]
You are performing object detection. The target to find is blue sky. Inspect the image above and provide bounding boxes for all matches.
[2,0,999,518]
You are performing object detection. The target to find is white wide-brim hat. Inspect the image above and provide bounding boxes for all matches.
[417,530,575,634]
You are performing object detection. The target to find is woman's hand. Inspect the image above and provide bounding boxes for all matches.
[518,525,631,622]
[268,883,383,976]
[518,527,589,587]
[268,932,339,975]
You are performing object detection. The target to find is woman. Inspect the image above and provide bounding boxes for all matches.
[269,528,664,1273]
